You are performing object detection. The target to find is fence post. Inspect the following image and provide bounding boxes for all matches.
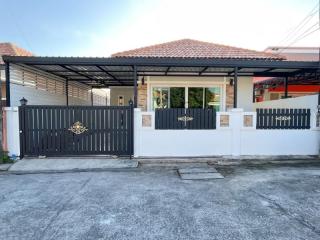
[133,108,142,158]
[230,108,243,156]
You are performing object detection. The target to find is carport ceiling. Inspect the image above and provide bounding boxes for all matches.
[3,56,319,88]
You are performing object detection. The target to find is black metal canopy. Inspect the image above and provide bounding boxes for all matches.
[3,55,319,88]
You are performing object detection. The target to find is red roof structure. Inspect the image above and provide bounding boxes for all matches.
[112,39,284,60]
[0,42,34,64]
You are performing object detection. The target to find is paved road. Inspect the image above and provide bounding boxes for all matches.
[1,164,320,240]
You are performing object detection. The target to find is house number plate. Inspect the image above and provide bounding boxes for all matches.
[275,116,291,121]
[177,115,194,123]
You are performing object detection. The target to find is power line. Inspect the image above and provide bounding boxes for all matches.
[277,2,319,46]
[276,23,319,55]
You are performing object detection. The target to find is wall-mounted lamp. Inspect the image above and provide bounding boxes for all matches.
[229,78,234,86]
[19,97,28,106]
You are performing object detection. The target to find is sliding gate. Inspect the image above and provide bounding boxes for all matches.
[19,105,134,157]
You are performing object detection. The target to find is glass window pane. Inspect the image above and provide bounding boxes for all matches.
[152,87,169,109]
[188,87,203,108]
[205,87,220,111]
[170,87,185,108]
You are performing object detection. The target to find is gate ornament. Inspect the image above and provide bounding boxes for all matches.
[177,115,194,123]
[68,121,88,134]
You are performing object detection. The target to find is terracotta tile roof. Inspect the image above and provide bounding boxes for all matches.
[0,42,34,64]
[112,39,285,60]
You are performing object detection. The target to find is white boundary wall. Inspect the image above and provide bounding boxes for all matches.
[4,107,20,157]
[134,108,320,157]
[4,107,320,158]
[253,94,318,110]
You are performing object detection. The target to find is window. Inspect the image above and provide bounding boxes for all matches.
[188,87,203,108]
[205,87,220,111]
[152,86,221,111]
[152,87,169,109]
[170,87,185,108]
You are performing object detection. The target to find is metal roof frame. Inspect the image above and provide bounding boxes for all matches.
[3,56,319,88]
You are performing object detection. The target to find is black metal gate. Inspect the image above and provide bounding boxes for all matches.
[256,108,311,129]
[155,108,216,129]
[19,105,134,157]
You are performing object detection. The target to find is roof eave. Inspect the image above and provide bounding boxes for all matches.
[2,55,319,69]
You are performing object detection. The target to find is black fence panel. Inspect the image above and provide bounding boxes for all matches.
[155,108,216,130]
[19,105,134,158]
[256,108,310,129]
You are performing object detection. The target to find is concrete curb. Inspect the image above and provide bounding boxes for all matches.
[138,156,320,166]
[0,164,13,171]
[5,167,141,175]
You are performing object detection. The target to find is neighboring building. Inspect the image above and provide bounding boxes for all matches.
[0,43,34,106]
[254,46,320,102]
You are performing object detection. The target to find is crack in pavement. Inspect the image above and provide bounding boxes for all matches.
[35,176,93,240]
[250,189,320,237]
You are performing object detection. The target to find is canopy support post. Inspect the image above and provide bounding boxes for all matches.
[233,67,238,108]
[284,76,288,98]
[5,62,10,107]
[65,80,69,106]
[133,65,138,108]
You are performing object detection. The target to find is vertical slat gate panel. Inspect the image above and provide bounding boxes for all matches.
[306,109,311,129]
[155,108,216,130]
[20,105,133,157]
[256,108,311,130]
[301,109,306,130]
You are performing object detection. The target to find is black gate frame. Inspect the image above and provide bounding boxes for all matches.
[19,104,134,158]
[256,108,311,129]
[155,108,216,129]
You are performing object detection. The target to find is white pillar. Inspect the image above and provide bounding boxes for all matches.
[230,108,243,156]
[133,108,142,158]
[4,107,20,157]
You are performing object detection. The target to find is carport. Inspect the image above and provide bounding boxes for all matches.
[2,56,319,158]
[4,56,319,108]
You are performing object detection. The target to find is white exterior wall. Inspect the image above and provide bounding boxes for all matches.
[254,94,318,110]
[8,64,107,107]
[134,108,320,157]
[10,84,67,106]
[110,87,133,106]
[237,77,253,111]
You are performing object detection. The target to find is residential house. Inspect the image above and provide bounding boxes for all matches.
[0,43,34,106]
[254,46,320,102]
[2,39,319,158]
[109,39,285,112]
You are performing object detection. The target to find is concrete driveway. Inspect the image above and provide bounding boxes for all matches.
[1,164,320,240]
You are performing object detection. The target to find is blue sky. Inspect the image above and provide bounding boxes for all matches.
[0,0,319,56]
